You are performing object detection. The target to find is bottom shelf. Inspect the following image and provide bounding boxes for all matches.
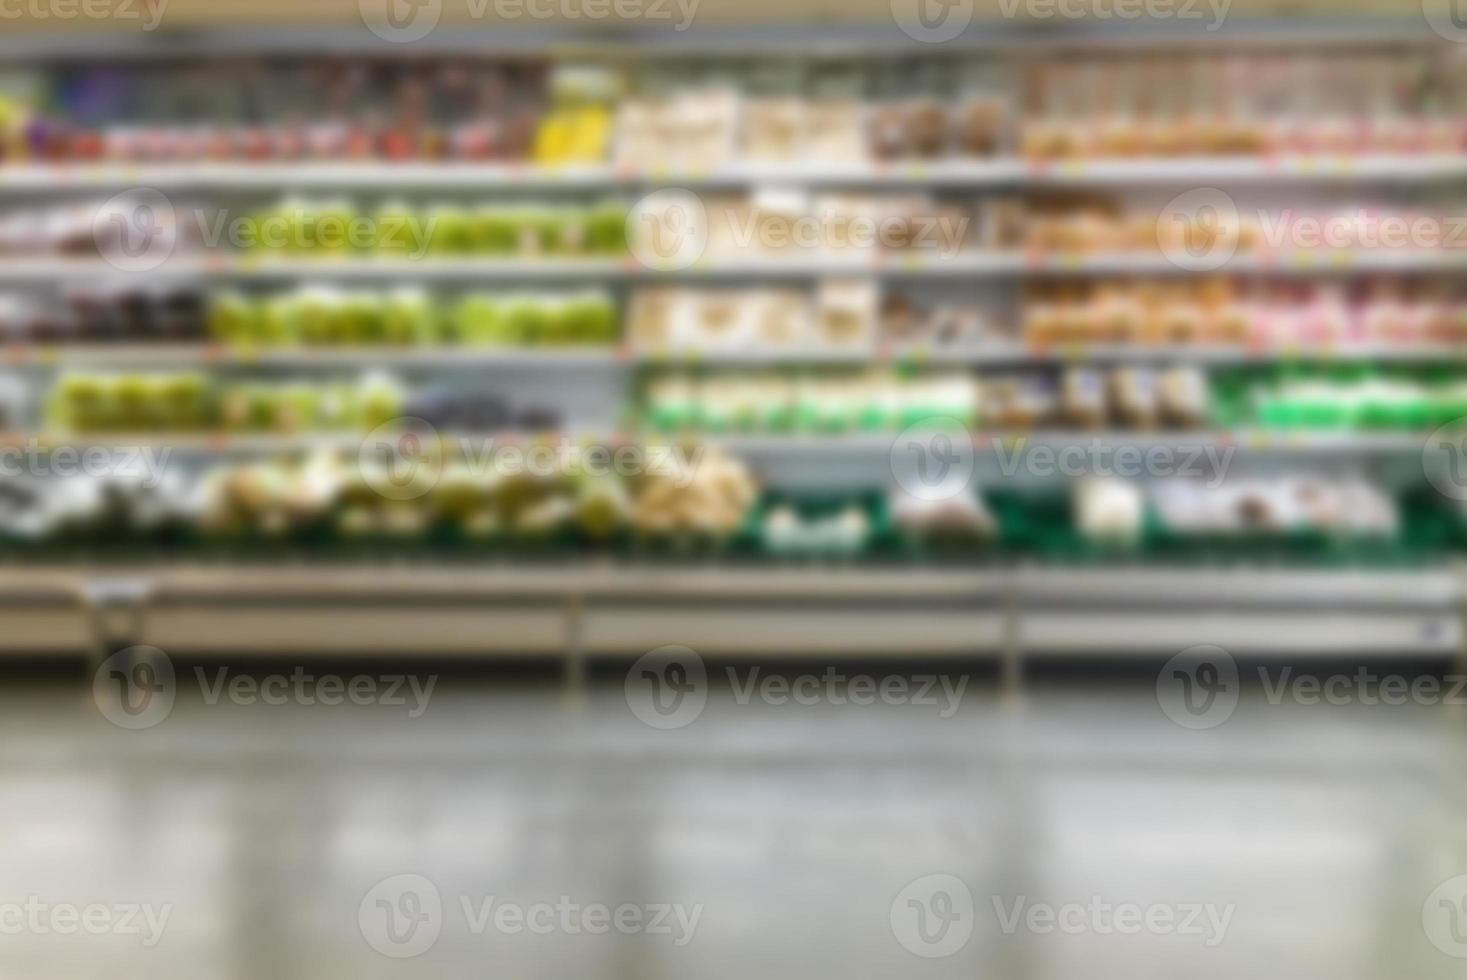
[2,563,1460,658]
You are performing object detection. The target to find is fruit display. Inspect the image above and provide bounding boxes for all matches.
[208,287,616,347]
[1024,279,1467,350]
[641,370,982,433]
[194,442,755,546]
[640,365,1214,434]
[49,371,406,434]
[627,445,757,540]
[238,197,627,258]
[1224,367,1467,432]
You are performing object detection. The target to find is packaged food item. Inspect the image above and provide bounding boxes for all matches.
[1074,477,1144,545]
[890,488,996,543]
[1059,367,1107,428]
[956,95,1007,157]
[817,279,878,347]
[1110,367,1159,429]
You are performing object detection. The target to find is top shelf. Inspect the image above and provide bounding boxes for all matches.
[7,156,1467,191]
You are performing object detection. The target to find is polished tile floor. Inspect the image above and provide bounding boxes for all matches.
[0,663,1463,979]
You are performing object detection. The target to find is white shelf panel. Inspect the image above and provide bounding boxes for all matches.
[4,250,1460,283]
[1021,610,1459,655]
[4,341,1466,369]
[4,155,1465,190]
[15,429,1431,455]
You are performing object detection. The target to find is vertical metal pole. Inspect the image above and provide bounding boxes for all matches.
[563,592,586,706]
[1001,577,1023,704]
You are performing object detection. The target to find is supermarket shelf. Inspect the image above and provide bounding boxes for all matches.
[0,561,1456,659]
[6,341,1467,369]
[17,429,1436,455]
[0,344,627,368]
[633,342,1467,366]
[5,155,1467,191]
[0,20,1441,62]
[1021,611,1459,655]
[1029,154,1467,184]
[721,430,1431,455]
[8,250,1464,283]
[1018,566,1458,609]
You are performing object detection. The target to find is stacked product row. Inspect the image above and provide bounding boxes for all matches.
[0,455,1448,564]
[9,50,1467,166]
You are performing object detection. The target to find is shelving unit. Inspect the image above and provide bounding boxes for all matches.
[6,154,1467,189]
[6,562,1459,665]
[0,20,1464,662]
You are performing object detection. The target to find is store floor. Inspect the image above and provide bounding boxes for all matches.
[0,662,1463,979]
